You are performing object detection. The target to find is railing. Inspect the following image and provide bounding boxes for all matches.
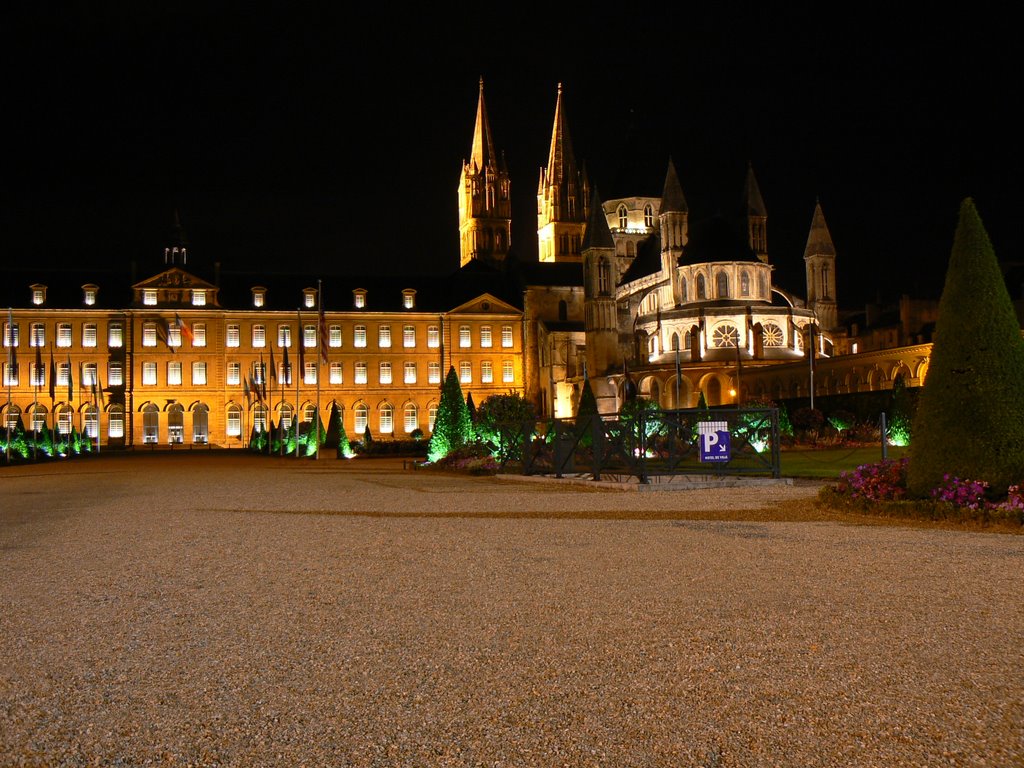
[491,407,781,483]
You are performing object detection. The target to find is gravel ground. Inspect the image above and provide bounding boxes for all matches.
[1,453,1021,767]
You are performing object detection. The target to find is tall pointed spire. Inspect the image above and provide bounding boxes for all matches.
[803,198,837,330]
[458,77,511,268]
[470,77,496,173]
[661,157,688,214]
[537,83,586,262]
[743,163,768,263]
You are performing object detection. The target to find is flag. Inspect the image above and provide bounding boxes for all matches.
[319,302,329,364]
[259,354,267,401]
[174,313,194,344]
[297,310,306,373]
[67,355,73,403]
[6,308,15,375]
[49,347,55,401]
[270,344,277,384]
[282,342,290,385]
[96,372,105,408]
[159,317,175,352]
[243,374,252,407]
[34,341,42,392]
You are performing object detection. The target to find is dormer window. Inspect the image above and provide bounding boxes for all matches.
[143,289,158,306]
[353,289,366,309]
[83,284,98,306]
[192,289,206,306]
[31,285,46,305]
[252,287,266,308]
[303,289,316,309]
[402,289,416,309]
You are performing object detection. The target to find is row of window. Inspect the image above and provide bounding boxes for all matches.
[4,322,517,351]
[27,285,422,311]
[3,357,518,388]
[5,400,439,442]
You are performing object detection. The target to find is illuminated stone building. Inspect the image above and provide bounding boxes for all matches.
[2,79,971,450]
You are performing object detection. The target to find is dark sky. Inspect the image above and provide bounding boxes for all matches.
[3,5,1016,307]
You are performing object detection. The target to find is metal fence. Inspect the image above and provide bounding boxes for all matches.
[491,407,781,483]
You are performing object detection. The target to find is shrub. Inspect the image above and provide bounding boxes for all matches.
[907,199,1024,496]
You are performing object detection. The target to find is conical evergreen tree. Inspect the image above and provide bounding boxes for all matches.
[907,198,1024,496]
[427,366,473,462]
[574,376,600,448]
[465,391,477,439]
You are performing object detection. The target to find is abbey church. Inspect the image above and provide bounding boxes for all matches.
[0,79,933,449]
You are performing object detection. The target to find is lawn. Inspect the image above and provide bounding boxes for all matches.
[780,445,909,479]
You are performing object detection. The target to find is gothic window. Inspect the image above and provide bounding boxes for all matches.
[696,274,707,300]
[671,333,679,351]
[712,323,740,348]
[617,205,627,229]
[740,271,750,296]
[598,259,610,295]
[716,272,729,298]
[644,204,654,228]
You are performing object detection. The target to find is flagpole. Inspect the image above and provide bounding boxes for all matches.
[33,342,39,461]
[5,308,13,464]
[295,308,301,459]
[317,279,324,461]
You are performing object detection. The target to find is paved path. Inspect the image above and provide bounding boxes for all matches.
[1,454,1021,766]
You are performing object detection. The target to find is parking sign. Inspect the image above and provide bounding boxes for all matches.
[698,421,731,463]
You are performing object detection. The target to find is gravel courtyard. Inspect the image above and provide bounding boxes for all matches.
[1,453,1021,767]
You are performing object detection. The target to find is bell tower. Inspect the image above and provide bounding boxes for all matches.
[458,78,511,268]
[537,83,587,263]
[803,199,838,330]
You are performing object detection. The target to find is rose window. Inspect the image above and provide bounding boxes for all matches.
[712,323,739,348]
[762,322,784,347]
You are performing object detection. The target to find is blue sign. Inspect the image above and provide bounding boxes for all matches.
[698,421,731,463]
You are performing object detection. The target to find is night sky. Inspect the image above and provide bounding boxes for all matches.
[4,6,1015,308]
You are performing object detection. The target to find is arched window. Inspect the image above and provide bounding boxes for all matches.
[759,273,768,298]
[679,276,687,302]
[29,404,47,434]
[278,403,294,433]
[4,404,21,432]
[108,404,124,439]
[83,405,99,439]
[404,403,418,433]
[428,402,438,432]
[143,403,159,444]
[303,404,317,423]
[598,259,610,295]
[671,333,679,351]
[192,403,209,444]
[168,403,184,444]
[617,204,627,229]
[226,404,242,437]
[696,274,707,300]
[643,203,653,227]
[740,270,750,296]
[379,403,394,434]
[716,272,729,298]
[354,403,369,434]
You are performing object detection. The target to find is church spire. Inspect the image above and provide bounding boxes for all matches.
[537,83,586,263]
[469,77,496,173]
[803,198,838,330]
[458,77,511,268]
[743,163,768,263]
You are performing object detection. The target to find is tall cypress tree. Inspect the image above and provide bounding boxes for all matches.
[428,366,473,462]
[907,198,1024,496]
